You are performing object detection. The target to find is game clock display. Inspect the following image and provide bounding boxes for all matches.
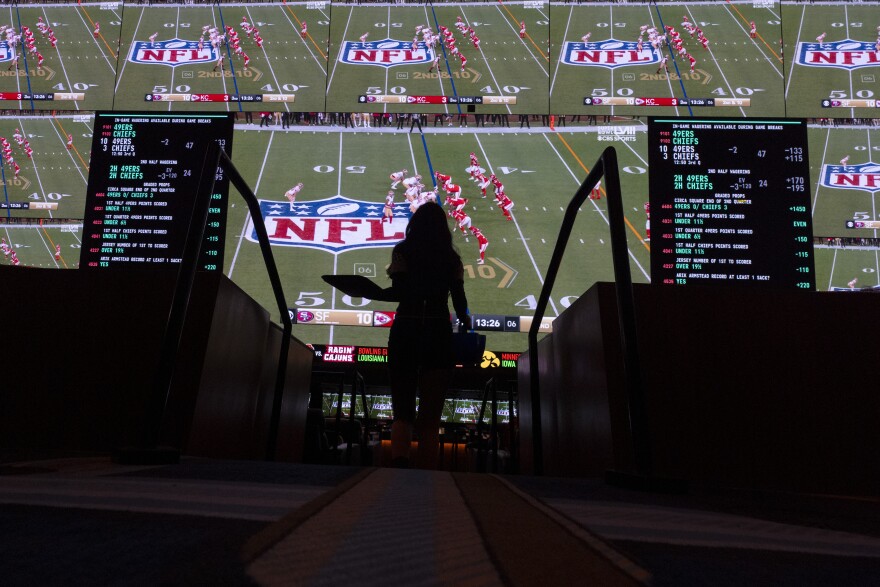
[648,117,815,290]
[79,112,234,271]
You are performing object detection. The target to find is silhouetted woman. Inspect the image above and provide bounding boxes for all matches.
[387,202,470,469]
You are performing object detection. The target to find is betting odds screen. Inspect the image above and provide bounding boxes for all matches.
[79,112,234,271]
[648,117,815,290]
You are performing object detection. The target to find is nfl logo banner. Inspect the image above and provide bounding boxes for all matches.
[339,39,432,68]
[821,162,880,193]
[249,195,412,253]
[796,40,880,70]
[0,41,13,63]
[561,40,657,68]
[128,39,216,67]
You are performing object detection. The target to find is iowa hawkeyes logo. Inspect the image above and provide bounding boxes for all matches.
[480,351,500,369]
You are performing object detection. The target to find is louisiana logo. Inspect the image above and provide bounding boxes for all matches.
[821,162,880,192]
[249,195,412,253]
[796,40,880,70]
[339,39,432,68]
[561,39,657,68]
[0,42,13,63]
[128,39,216,67]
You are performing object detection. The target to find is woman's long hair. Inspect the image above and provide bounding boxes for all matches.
[389,202,461,275]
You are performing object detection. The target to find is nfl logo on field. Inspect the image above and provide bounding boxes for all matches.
[561,39,657,68]
[0,42,13,63]
[340,39,432,68]
[128,39,216,67]
[249,195,412,253]
[796,40,880,70]
[821,162,880,193]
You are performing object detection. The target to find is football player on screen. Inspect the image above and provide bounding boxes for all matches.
[390,168,408,190]
[285,183,303,210]
[470,227,488,265]
[383,191,395,223]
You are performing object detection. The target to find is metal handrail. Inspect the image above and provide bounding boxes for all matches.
[526,146,649,478]
[152,140,293,461]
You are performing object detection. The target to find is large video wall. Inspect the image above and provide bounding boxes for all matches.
[1,0,879,351]
[1,0,878,117]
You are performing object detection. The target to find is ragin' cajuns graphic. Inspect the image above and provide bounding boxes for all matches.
[249,195,412,253]
[821,162,880,193]
[796,40,880,70]
[339,39,433,68]
[0,41,13,63]
[128,39,217,67]
[561,39,657,68]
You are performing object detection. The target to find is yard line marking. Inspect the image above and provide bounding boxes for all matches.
[683,5,745,116]
[16,119,53,219]
[827,248,837,291]
[811,126,831,217]
[383,6,391,114]
[13,5,36,107]
[39,225,66,269]
[41,7,82,112]
[461,6,512,115]
[547,132,650,282]
[724,0,783,63]
[721,2,783,76]
[868,129,877,242]
[325,6,354,98]
[844,4,855,119]
[328,132,347,345]
[647,5,682,116]
[281,0,328,63]
[609,4,618,116]
[653,3,693,114]
[430,3,462,112]
[216,4,242,110]
[874,249,880,288]
[474,133,560,317]
[246,6,291,113]
[424,4,450,114]
[336,131,344,196]
[50,115,89,180]
[4,6,23,108]
[548,5,574,98]
[0,165,10,219]
[535,3,550,23]
[210,6,233,107]
[407,131,421,178]
[555,132,651,255]
[314,3,331,23]
[228,130,275,280]
[166,7,182,112]
[77,4,118,65]
[496,0,549,64]
[114,7,147,96]
[783,3,807,101]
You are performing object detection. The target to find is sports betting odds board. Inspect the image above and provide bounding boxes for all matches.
[80,112,234,270]
[648,118,815,290]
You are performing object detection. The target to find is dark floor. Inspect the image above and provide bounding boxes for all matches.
[1,455,879,586]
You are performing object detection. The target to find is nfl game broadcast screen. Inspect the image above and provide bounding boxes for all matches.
[1,0,879,351]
